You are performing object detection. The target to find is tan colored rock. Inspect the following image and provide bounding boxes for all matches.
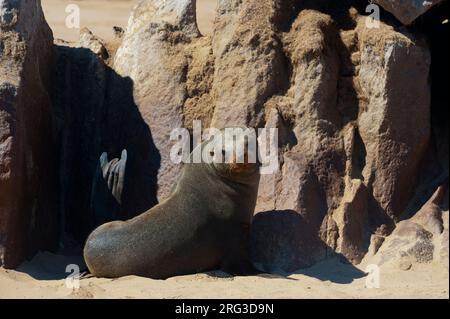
[411,185,446,235]
[333,179,369,264]
[252,10,346,268]
[250,6,434,271]
[369,185,447,269]
[2,0,438,273]
[356,18,431,221]
[79,28,109,60]
[114,0,200,201]
[210,0,288,128]
[0,0,57,268]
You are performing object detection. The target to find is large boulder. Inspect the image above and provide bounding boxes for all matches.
[250,4,432,271]
[373,0,446,25]
[367,185,448,270]
[113,0,200,201]
[356,17,431,222]
[210,0,288,128]
[0,0,57,268]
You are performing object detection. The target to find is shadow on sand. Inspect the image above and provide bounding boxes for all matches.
[16,252,86,281]
[250,210,367,284]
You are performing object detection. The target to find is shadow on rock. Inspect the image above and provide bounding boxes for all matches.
[52,46,161,247]
[250,210,366,283]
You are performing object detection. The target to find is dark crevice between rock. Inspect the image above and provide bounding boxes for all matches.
[350,127,366,181]
[402,2,449,220]
[50,44,161,253]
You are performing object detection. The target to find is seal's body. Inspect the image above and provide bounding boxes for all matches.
[84,131,260,279]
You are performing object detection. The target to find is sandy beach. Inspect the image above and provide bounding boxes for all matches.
[42,0,216,42]
[0,252,448,299]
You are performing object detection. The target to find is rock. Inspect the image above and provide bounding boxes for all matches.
[397,252,413,271]
[255,106,293,213]
[250,5,434,270]
[367,234,386,256]
[250,210,324,274]
[376,221,435,268]
[79,28,109,60]
[113,0,199,201]
[1,0,443,272]
[113,26,125,39]
[0,0,58,268]
[369,185,447,268]
[333,179,369,264]
[440,211,448,269]
[183,37,215,130]
[272,10,347,267]
[210,0,288,128]
[356,17,431,222]
[373,0,445,25]
[410,185,446,235]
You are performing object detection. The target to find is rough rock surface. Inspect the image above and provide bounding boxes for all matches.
[0,0,57,268]
[250,4,432,271]
[373,0,445,25]
[368,185,448,270]
[111,0,433,272]
[113,0,201,201]
[1,0,447,272]
[356,18,431,223]
[210,0,288,128]
[57,0,439,271]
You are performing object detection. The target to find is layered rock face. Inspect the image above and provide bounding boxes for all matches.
[1,0,448,272]
[0,0,57,268]
[111,0,439,272]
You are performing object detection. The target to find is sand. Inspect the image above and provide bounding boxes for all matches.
[2,0,446,300]
[0,252,448,299]
[41,0,216,42]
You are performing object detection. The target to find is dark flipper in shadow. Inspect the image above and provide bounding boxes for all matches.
[90,149,127,227]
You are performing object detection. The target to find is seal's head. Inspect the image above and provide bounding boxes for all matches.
[204,128,260,184]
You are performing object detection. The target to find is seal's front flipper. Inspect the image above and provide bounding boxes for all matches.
[90,149,128,227]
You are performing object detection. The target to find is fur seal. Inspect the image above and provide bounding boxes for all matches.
[83,129,260,279]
